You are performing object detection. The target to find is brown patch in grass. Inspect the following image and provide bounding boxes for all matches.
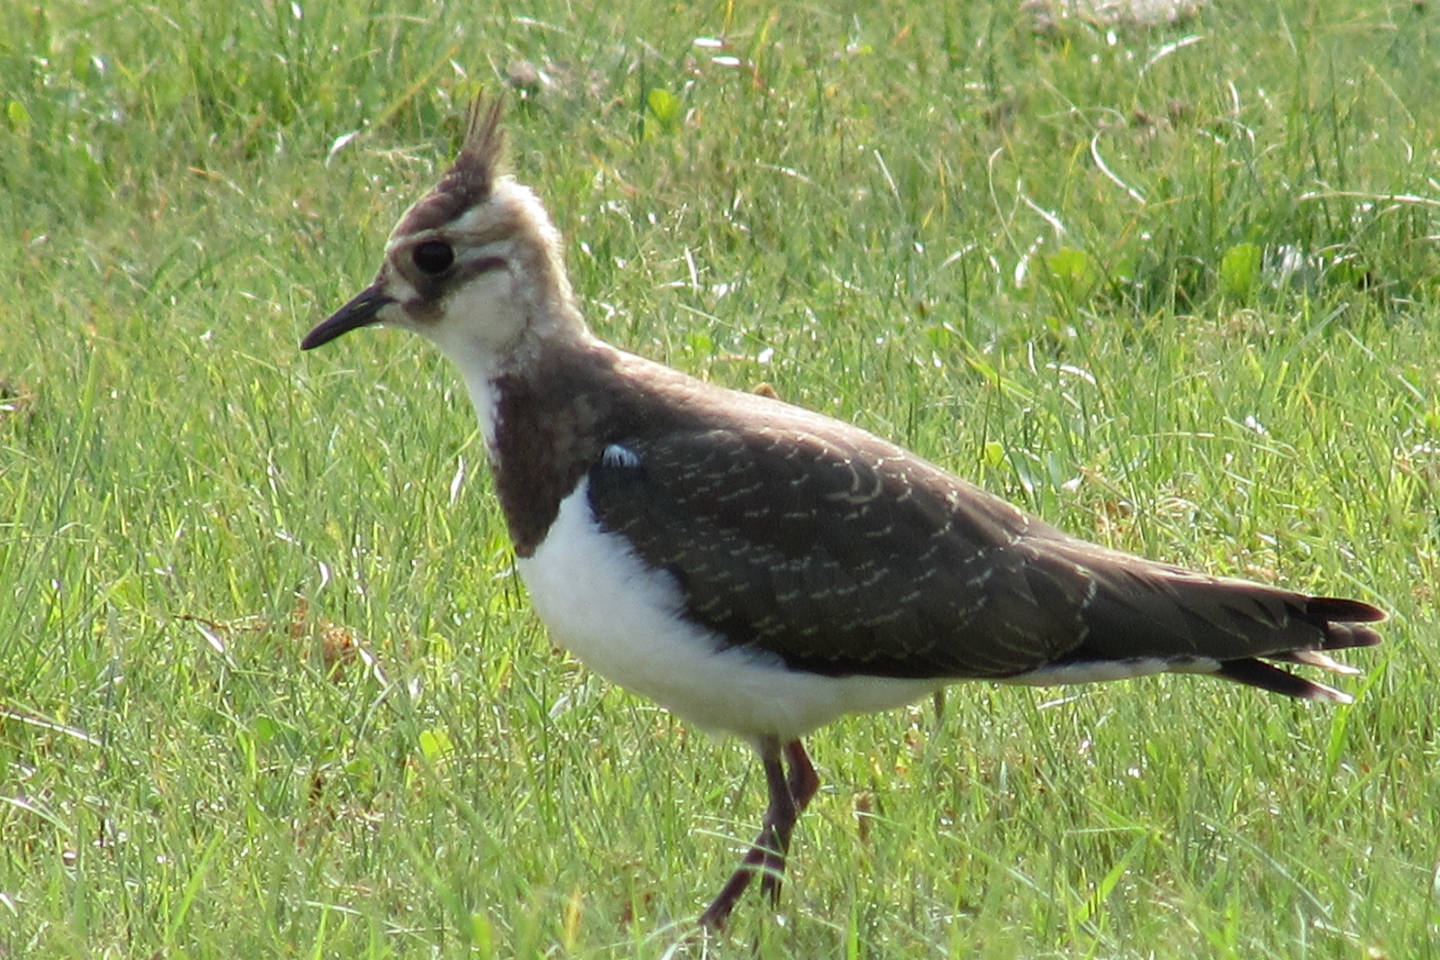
[0,378,36,426]
[751,382,781,400]
[179,598,383,684]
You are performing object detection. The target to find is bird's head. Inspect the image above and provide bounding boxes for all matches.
[302,97,584,371]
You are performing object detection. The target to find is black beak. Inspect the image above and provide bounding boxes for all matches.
[301,285,396,350]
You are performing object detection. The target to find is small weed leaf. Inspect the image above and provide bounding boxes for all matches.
[6,100,30,135]
[469,912,494,952]
[252,715,282,745]
[1046,247,1097,295]
[685,331,715,355]
[1220,242,1262,299]
[645,87,681,136]
[419,727,455,764]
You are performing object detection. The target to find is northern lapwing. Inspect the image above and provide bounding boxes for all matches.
[301,98,1385,929]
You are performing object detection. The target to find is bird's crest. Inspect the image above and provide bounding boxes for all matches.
[389,95,507,239]
[439,96,505,210]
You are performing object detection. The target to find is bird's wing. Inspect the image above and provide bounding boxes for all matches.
[585,423,1106,678]
[586,422,1383,683]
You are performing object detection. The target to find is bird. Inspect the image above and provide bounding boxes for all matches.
[300,98,1385,929]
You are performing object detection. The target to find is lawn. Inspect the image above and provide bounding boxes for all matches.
[2,0,1438,956]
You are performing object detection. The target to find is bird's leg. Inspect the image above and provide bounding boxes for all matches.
[784,739,820,813]
[698,735,815,929]
[759,739,819,903]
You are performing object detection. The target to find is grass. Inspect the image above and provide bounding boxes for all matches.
[2,0,1438,956]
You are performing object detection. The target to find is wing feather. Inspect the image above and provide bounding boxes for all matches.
[584,420,1382,689]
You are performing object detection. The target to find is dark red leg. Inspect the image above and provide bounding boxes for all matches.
[698,737,819,929]
[758,740,819,904]
[785,739,820,812]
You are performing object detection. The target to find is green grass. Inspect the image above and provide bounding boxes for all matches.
[3,0,1438,956]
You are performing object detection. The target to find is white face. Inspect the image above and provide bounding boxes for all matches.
[417,263,528,361]
[369,185,534,360]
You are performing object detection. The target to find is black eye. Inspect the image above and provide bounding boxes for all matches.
[412,240,454,275]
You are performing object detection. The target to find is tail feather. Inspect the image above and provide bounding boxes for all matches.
[1316,617,1384,653]
[1306,596,1387,627]
[1271,647,1361,675]
[1215,594,1384,702]
[1045,539,1388,701]
[1214,658,1352,703]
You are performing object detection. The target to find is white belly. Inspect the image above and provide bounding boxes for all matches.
[516,479,939,742]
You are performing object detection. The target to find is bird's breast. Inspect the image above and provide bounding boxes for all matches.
[515,478,939,740]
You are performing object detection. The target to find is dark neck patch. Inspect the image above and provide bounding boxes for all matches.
[489,343,695,555]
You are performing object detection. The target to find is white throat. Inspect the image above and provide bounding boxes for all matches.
[408,241,591,453]
[455,351,506,451]
[422,284,528,449]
